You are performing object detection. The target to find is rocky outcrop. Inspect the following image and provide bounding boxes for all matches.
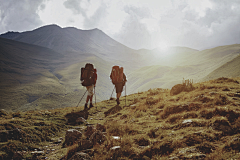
[84,125,96,139]
[90,130,106,145]
[78,140,93,150]
[63,129,82,147]
[96,123,106,132]
[212,119,233,135]
[65,110,89,125]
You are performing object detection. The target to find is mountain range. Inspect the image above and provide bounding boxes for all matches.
[0,24,240,111]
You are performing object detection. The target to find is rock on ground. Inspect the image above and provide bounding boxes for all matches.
[63,129,82,147]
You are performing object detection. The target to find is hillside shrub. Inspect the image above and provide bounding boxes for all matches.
[148,88,162,95]
[170,84,184,96]
[170,83,195,96]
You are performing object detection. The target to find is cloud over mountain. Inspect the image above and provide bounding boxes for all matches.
[0,0,239,50]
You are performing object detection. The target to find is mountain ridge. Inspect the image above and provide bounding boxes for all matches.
[0,24,137,62]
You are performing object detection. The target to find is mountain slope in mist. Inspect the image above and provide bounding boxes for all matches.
[202,54,240,82]
[0,37,67,111]
[128,44,240,92]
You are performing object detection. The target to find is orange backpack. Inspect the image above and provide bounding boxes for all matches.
[110,66,123,84]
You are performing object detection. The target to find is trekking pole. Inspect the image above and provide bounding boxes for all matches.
[110,86,115,99]
[76,90,87,107]
[94,86,96,105]
[125,82,126,107]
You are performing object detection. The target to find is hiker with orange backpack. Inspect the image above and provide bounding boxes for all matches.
[80,63,97,110]
[110,66,127,105]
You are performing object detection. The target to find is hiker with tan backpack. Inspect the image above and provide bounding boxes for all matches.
[80,63,97,110]
[110,65,127,105]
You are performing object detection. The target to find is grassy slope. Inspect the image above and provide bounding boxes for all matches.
[202,55,240,82]
[179,44,240,81]
[1,77,240,159]
[0,38,67,111]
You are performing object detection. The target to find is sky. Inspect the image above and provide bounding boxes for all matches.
[0,0,240,50]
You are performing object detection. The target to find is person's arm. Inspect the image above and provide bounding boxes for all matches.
[110,71,112,79]
[94,69,97,86]
[123,73,127,86]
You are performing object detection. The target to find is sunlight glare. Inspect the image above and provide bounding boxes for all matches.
[158,42,169,52]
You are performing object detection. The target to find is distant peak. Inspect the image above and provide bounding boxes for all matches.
[62,27,102,32]
[44,24,61,28]
[1,31,20,35]
[89,28,102,32]
[34,24,62,31]
[0,31,20,38]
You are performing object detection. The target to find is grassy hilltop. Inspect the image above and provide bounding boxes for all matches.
[0,77,240,160]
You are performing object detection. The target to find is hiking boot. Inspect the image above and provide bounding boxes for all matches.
[89,103,94,108]
[84,103,88,110]
[116,98,120,105]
